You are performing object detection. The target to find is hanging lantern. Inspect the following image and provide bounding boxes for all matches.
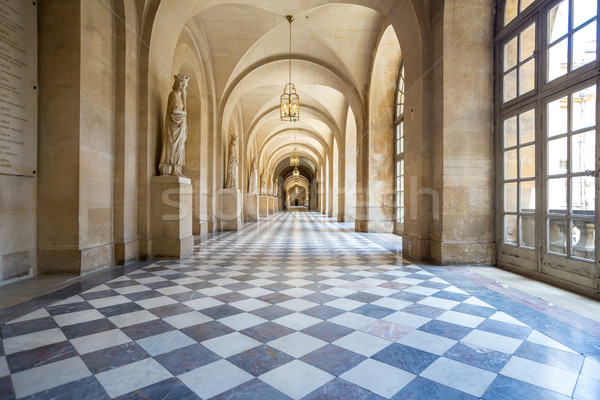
[280,16,300,122]
[290,149,300,166]
[293,166,300,176]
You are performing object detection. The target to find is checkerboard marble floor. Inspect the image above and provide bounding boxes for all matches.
[1,211,599,399]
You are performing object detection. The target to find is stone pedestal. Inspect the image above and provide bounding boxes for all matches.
[268,197,274,214]
[151,176,193,259]
[259,195,269,217]
[217,188,242,231]
[273,198,278,213]
[246,193,259,222]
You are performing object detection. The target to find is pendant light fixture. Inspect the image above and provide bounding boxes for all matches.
[280,15,299,122]
[290,121,299,167]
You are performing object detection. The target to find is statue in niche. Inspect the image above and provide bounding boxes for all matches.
[268,175,273,196]
[159,74,189,176]
[248,155,258,194]
[225,135,238,188]
[260,169,267,195]
[274,181,279,197]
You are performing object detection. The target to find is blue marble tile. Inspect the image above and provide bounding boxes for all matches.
[7,341,78,373]
[374,273,400,281]
[79,289,120,301]
[432,290,470,302]
[21,376,109,400]
[301,292,338,305]
[168,290,205,303]
[405,273,432,281]
[402,303,445,318]
[98,302,144,318]
[515,341,584,373]
[228,344,294,376]
[337,274,363,282]
[352,304,395,319]
[181,320,235,342]
[213,291,251,303]
[81,342,149,374]
[418,281,450,290]
[389,291,427,303]
[149,303,194,318]
[231,274,257,282]
[302,377,385,400]
[0,375,15,400]
[573,375,600,400]
[481,375,570,400]
[145,280,178,290]
[258,292,296,304]
[155,343,220,375]
[0,339,4,356]
[1,317,58,338]
[264,283,295,292]
[478,318,532,340]
[183,281,217,291]
[223,282,256,291]
[444,342,511,373]
[303,282,333,291]
[105,280,141,289]
[302,305,345,320]
[241,322,295,343]
[115,377,197,400]
[301,321,354,343]
[212,378,292,400]
[301,344,366,376]
[392,377,477,400]
[123,290,163,302]
[419,320,472,341]
[120,319,176,340]
[45,301,94,316]
[201,304,244,319]
[250,305,294,320]
[372,342,438,374]
[451,303,497,318]
[346,292,383,303]
[61,317,117,339]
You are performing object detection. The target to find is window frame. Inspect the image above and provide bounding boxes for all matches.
[394,62,405,234]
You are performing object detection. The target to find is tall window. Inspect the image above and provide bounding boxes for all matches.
[394,63,405,233]
[497,0,598,290]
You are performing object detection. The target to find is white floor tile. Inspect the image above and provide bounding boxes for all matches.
[461,330,522,354]
[268,332,327,358]
[397,330,456,355]
[436,310,485,328]
[321,287,356,297]
[328,312,377,330]
[260,360,334,399]
[0,356,9,377]
[7,308,50,324]
[197,286,232,296]
[50,295,85,307]
[182,297,224,310]
[280,287,315,298]
[163,311,212,329]
[383,311,431,329]
[70,329,132,354]
[581,357,600,379]
[273,312,322,330]
[230,298,270,312]
[371,297,412,311]
[114,285,151,295]
[526,330,577,353]
[333,331,392,357]
[278,298,318,312]
[95,358,172,398]
[53,309,105,327]
[238,287,274,298]
[417,297,460,310]
[156,285,190,295]
[324,298,364,311]
[489,311,529,327]
[108,310,158,328]
[136,330,196,356]
[464,296,495,308]
[340,358,414,398]
[12,357,91,398]
[500,356,579,396]
[218,312,267,331]
[421,357,496,397]
[135,296,178,309]
[201,332,261,358]
[3,328,68,354]
[403,286,440,296]
[179,359,254,399]
[87,295,131,309]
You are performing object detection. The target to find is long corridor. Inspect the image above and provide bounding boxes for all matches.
[0,211,599,399]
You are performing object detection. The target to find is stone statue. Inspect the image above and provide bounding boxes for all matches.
[248,156,258,194]
[274,180,278,197]
[225,135,238,188]
[268,176,273,196]
[260,169,267,195]
[159,74,189,176]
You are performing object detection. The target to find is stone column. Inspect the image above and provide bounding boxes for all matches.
[268,197,274,214]
[259,195,269,217]
[151,176,193,259]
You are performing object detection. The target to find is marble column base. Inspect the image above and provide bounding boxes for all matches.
[246,193,259,222]
[217,188,242,231]
[151,175,193,259]
[259,196,268,217]
[268,197,274,214]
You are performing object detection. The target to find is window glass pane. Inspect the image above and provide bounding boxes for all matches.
[547,96,568,137]
[504,215,518,245]
[548,1,569,43]
[504,70,518,102]
[521,0,536,12]
[548,218,567,254]
[571,176,595,213]
[574,0,598,29]
[505,182,518,212]
[571,130,596,172]
[548,38,568,81]
[521,215,536,247]
[571,85,596,131]
[505,0,519,26]
[548,177,568,212]
[572,21,597,70]
[571,220,595,260]
[520,180,536,211]
[504,116,518,147]
[519,109,535,143]
[505,149,518,179]
[504,36,518,71]
[520,145,535,178]
[519,59,536,95]
[548,138,568,175]
[520,23,536,60]
[396,139,401,155]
